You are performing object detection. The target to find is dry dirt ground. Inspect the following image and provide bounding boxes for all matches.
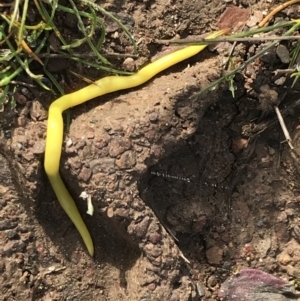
[2,0,300,300]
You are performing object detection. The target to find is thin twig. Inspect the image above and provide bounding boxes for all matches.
[0,3,14,6]
[243,98,300,139]
[20,39,44,65]
[224,24,247,71]
[198,22,300,95]
[155,35,300,46]
[259,0,300,27]
[9,81,36,88]
[10,51,139,59]
[274,105,294,149]
[273,68,296,75]
[179,251,191,264]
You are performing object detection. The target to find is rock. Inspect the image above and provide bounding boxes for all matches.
[90,158,115,174]
[148,112,159,123]
[29,100,47,121]
[260,49,276,65]
[87,131,95,139]
[114,208,130,219]
[274,222,290,244]
[15,93,27,105]
[6,230,19,240]
[147,232,162,244]
[259,84,279,110]
[252,234,271,258]
[122,57,136,72]
[207,275,218,288]
[144,243,163,258]
[274,76,286,86]
[1,241,26,256]
[217,6,249,31]
[128,217,150,238]
[79,166,92,182]
[293,225,300,243]
[0,219,18,231]
[206,246,223,265]
[16,116,27,126]
[276,45,290,64]
[246,11,263,28]
[108,138,131,157]
[277,211,288,223]
[115,150,136,169]
[31,140,45,154]
[277,251,292,265]
[218,268,296,301]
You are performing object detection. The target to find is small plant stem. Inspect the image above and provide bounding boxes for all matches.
[0,66,23,87]
[79,0,137,53]
[20,39,44,65]
[199,22,300,95]
[9,0,19,32]
[259,0,300,27]
[155,21,297,46]
[0,85,9,105]
[67,0,110,65]
[11,51,138,59]
[34,0,71,52]
[18,0,29,45]
[274,105,294,149]
[156,35,300,45]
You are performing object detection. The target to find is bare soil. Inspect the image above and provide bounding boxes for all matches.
[1,0,300,300]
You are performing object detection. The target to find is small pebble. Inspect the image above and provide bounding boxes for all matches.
[148,112,159,122]
[277,251,292,265]
[115,150,136,169]
[268,146,275,155]
[16,117,27,127]
[87,131,95,139]
[66,138,73,147]
[276,44,290,64]
[21,87,33,100]
[260,50,276,64]
[79,166,92,182]
[274,76,286,86]
[122,57,136,72]
[103,125,112,132]
[29,100,47,121]
[246,16,257,28]
[207,275,218,287]
[6,230,19,240]
[293,225,300,243]
[4,130,11,139]
[32,140,45,154]
[112,31,119,39]
[15,93,27,105]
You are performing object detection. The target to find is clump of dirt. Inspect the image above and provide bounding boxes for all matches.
[2,0,300,300]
